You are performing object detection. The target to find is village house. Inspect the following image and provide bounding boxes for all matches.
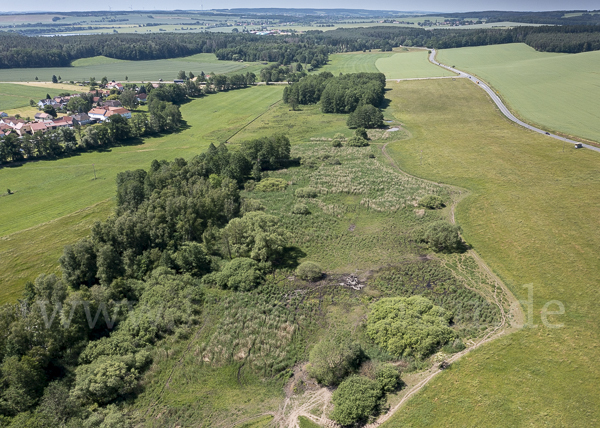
[34,112,53,121]
[0,112,8,118]
[72,113,91,125]
[102,100,123,108]
[106,81,124,91]
[88,107,131,122]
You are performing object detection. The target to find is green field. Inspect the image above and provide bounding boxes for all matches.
[375,51,455,79]
[319,52,394,75]
[380,79,600,426]
[0,53,265,82]
[437,43,600,143]
[0,83,80,111]
[320,49,455,79]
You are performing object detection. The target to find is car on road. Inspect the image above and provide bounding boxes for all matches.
[545,132,550,135]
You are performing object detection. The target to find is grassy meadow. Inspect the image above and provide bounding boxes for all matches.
[0,53,266,83]
[380,79,600,426]
[437,43,600,143]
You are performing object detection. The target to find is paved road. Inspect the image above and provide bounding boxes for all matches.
[428,49,600,154]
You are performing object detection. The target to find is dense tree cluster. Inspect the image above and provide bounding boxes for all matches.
[320,72,385,113]
[208,71,256,91]
[0,132,295,425]
[282,71,333,105]
[259,63,305,83]
[215,43,329,67]
[283,72,386,120]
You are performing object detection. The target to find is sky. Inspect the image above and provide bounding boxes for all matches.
[5,1,600,13]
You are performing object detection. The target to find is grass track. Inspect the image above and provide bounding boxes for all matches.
[380,79,600,426]
[437,43,600,143]
[0,53,265,82]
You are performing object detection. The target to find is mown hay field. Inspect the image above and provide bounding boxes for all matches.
[437,43,600,143]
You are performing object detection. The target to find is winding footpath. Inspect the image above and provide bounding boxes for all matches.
[428,49,600,154]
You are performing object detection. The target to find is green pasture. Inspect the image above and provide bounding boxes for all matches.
[0,53,264,82]
[381,79,600,426]
[0,83,78,111]
[437,43,600,143]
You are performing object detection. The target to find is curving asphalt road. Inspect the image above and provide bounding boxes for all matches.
[428,49,600,153]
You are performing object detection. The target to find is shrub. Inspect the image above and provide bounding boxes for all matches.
[331,139,342,148]
[419,195,445,209]
[307,333,361,386]
[223,211,290,262]
[295,187,318,198]
[213,257,264,291]
[241,198,266,214]
[417,221,462,252]
[330,376,383,426]
[333,133,346,140]
[355,127,368,139]
[367,296,456,359]
[296,261,322,281]
[347,105,384,129]
[346,136,369,147]
[255,178,288,192]
[375,363,400,393]
[174,242,211,277]
[291,203,310,215]
[442,338,466,354]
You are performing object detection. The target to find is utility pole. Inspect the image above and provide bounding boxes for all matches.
[93,164,97,180]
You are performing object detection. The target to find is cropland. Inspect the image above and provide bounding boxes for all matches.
[437,43,600,143]
[0,39,599,427]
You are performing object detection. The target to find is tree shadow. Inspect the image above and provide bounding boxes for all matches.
[275,246,307,270]
[379,97,392,110]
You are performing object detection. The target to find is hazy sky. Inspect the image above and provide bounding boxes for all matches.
[9,1,600,13]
